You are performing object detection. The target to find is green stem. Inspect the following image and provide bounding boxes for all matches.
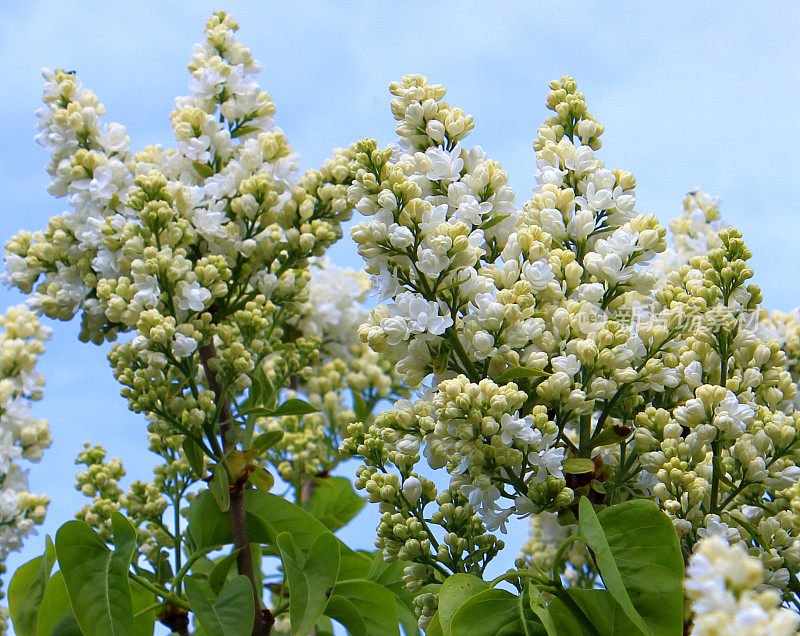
[129,572,190,611]
[489,570,549,588]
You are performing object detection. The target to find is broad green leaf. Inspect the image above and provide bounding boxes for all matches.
[185,490,272,550]
[577,498,648,635]
[529,583,607,636]
[495,367,550,383]
[325,580,399,636]
[545,589,636,636]
[324,596,366,635]
[130,580,157,636]
[361,552,419,635]
[9,535,56,635]
[437,574,489,635]
[55,513,137,636]
[248,466,274,492]
[595,499,684,636]
[186,490,367,567]
[364,551,411,598]
[396,596,421,636]
[562,458,596,474]
[252,430,284,453]
[36,572,72,636]
[182,437,206,478]
[193,161,214,178]
[277,532,340,636]
[449,588,545,636]
[208,549,241,596]
[210,463,230,512]
[185,574,254,636]
[303,476,366,531]
[338,549,373,581]
[426,613,444,636]
[50,612,82,636]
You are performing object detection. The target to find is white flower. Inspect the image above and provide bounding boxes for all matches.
[98,122,129,153]
[395,292,453,336]
[88,165,118,201]
[552,354,580,377]
[522,258,555,291]
[0,434,22,474]
[713,392,754,438]
[402,477,423,504]
[193,205,229,240]
[684,361,703,388]
[177,281,211,313]
[499,412,537,446]
[528,446,566,482]
[132,275,160,308]
[381,317,410,346]
[425,146,463,182]
[171,333,198,359]
[388,224,414,249]
[189,67,225,100]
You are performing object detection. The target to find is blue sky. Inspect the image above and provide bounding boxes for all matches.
[2,0,800,620]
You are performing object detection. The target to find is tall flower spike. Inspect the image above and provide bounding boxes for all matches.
[0,307,51,627]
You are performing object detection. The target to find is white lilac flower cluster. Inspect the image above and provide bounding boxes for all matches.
[686,535,799,635]
[632,199,800,594]
[344,74,670,571]
[0,307,51,628]
[4,12,357,477]
[343,74,800,624]
[258,259,407,489]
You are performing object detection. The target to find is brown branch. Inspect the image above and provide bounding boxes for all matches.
[199,341,271,636]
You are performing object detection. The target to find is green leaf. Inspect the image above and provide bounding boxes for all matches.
[55,513,137,636]
[268,398,319,417]
[240,399,318,419]
[338,550,373,581]
[277,531,340,636]
[230,125,261,138]
[562,458,596,474]
[449,588,545,636]
[547,589,637,636]
[495,367,550,383]
[352,391,368,421]
[36,572,73,636]
[182,437,206,478]
[481,213,511,230]
[529,583,610,636]
[185,575,254,636]
[252,430,284,453]
[324,596,366,635]
[577,498,649,636]
[9,535,56,635]
[130,580,157,636]
[193,161,214,178]
[185,489,272,550]
[248,467,274,492]
[303,476,366,531]
[426,613,444,636]
[210,463,230,512]
[437,574,489,636]
[325,580,399,636]
[186,490,368,565]
[208,549,241,596]
[595,499,684,636]
[50,612,82,636]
